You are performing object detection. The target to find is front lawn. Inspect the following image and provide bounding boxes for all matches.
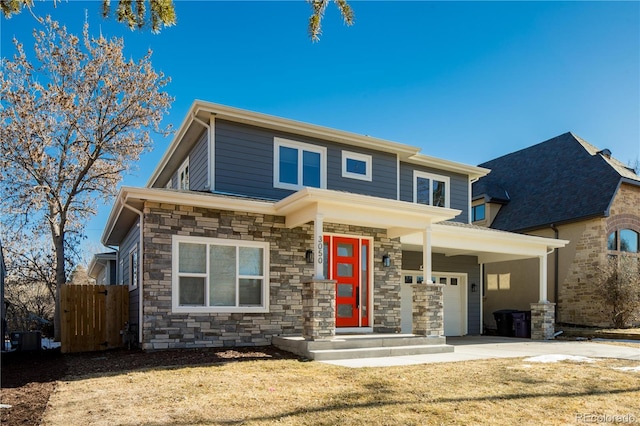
[43,357,640,425]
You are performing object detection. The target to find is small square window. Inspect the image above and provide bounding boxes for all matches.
[472,204,486,222]
[342,151,372,181]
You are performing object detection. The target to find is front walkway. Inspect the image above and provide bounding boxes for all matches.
[321,335,640,368]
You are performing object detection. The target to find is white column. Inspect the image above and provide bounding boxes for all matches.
[423,225,433,284]
[314,213,324,279]
[539,254,548,303]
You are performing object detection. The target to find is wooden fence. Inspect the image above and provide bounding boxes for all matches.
[60,284,129,353]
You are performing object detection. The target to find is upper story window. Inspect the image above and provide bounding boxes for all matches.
[608,229,639,253]
[172,235,269,313]
[274,138,326,191]
[472,204,486,222]
[413,171,450,208]
[178,158,189,190]
[342,150,372,181]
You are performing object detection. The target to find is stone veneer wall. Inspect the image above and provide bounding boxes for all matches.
[558,183,640,327]
[141,202,402,350]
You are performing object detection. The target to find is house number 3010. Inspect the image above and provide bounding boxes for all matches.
[316,236,323,264]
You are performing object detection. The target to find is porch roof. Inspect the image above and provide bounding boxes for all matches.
[401,221,569,264]
[103,187,462,245]
[274,188,461,237]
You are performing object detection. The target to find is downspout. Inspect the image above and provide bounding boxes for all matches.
[468,177,480,224]
[121,199,144,345]
[550,224,559,320]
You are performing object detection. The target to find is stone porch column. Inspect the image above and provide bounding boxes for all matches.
[531,302,555,340]
[411,282,444,337]
[302,279,336,341]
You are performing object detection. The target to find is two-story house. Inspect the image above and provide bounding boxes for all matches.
[473,132,640,330]
[101,101,566,357]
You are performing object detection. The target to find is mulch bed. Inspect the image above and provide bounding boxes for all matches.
[1,346,297,425]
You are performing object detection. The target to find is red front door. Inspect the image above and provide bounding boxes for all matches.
[325,236,370,328]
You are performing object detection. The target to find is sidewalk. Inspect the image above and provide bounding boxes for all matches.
[321,335,640,368]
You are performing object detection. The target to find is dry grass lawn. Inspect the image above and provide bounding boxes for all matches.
[43,357,640,426]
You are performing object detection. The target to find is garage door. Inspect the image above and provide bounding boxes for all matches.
[401,271,467,336]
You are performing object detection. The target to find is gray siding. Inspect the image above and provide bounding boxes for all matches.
[215,120,397,200]
[402,251,481,335]
[399,162,469,223]
[190,132,208,191]
[120,223,140,340]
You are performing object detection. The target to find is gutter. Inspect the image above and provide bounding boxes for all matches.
[121,198,144,345]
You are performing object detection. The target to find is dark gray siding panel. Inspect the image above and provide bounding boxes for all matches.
[328,148,397,199]
[215,120,397,200]
[120,224,140,341]
[190,132,209,191]
[399,162,469,223]
[402,251,481,335]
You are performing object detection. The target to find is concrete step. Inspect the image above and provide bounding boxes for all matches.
[272,334,453,361]
[309,344,454,361]
[305,335,446,351]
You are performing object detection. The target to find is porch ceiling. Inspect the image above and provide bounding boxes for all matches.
[401,222,569,263]
[274,188,462,238]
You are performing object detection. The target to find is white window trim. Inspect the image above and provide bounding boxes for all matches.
[128,245,138,291]
[178,158,189,190]
[413,170,451,208]
[273,137,327,191]
[171,235,270,314]
[341,150,372,181]
[165,178,172,189]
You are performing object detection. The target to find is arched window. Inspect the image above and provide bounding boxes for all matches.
[608,229,639,254]
[620,229,639,253]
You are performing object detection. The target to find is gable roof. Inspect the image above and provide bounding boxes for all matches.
[473,132,640,232]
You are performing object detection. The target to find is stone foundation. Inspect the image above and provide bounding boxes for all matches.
[531,302,555,340]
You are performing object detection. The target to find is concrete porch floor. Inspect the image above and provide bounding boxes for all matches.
[272,333,453,361]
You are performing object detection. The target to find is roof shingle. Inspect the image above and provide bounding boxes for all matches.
[473,132,640,232]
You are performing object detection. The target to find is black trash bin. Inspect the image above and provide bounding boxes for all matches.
[512,311,531,338]
[493,309,519,337]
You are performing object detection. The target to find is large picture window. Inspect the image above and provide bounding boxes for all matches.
[274,137,326,191]
[172,236,269,313]
[413,171,450,208]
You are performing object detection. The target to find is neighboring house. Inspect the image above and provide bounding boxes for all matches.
[101,100,566,352]
[473,132,640,329]
[87,252,118,285]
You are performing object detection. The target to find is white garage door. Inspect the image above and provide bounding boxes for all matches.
[401,271,467,336]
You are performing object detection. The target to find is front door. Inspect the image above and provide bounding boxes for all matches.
[324,236,370,328]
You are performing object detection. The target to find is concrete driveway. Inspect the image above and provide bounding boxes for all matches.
[322,335,640,368]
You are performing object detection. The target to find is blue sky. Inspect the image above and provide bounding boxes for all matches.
[1,1,639,258]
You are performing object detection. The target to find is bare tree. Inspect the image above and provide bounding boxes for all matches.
[2,233,56,336]
[596,255,640,328]
[0,16,172,339]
